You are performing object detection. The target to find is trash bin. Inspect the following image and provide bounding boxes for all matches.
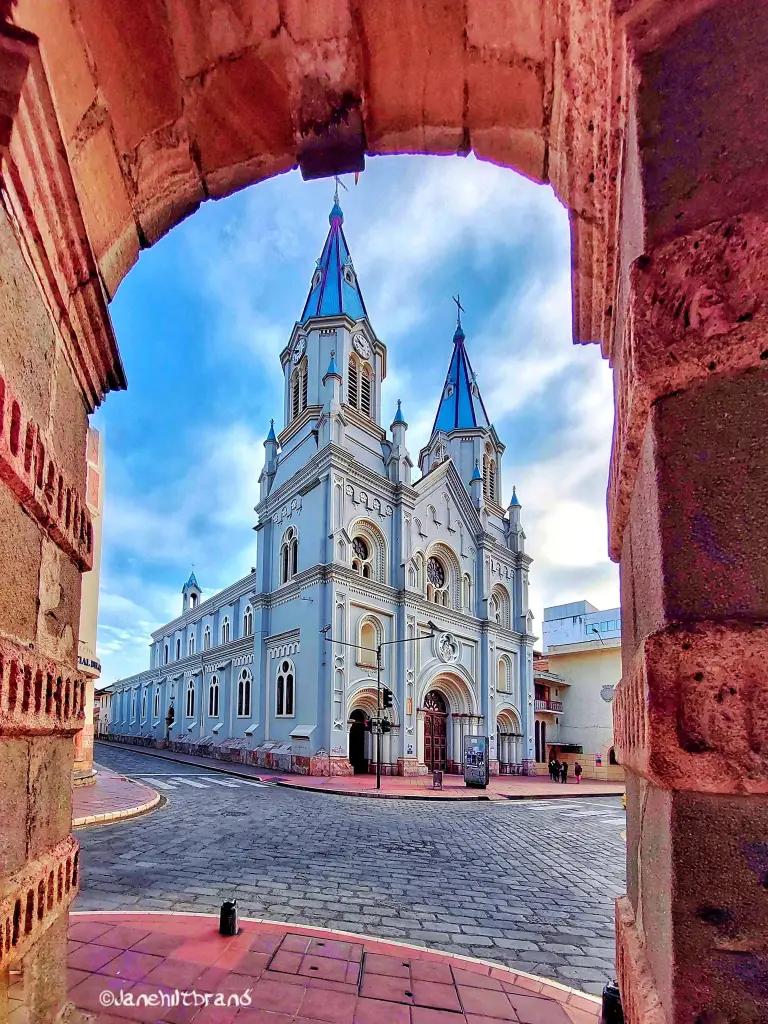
[432,770,443,790]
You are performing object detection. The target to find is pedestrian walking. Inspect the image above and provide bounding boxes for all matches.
[574,761,583,784]
[560,761,569,784]
[548,758,557,782]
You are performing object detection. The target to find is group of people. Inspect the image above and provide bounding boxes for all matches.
[548,757,582,784]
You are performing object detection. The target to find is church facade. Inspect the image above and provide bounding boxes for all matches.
[109,198,536,777]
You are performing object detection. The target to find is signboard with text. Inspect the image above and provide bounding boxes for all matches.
[463,735,490,788]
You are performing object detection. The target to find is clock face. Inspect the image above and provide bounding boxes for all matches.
[352,334,371,359]
[427,557,445,588]
[292,336,306,364]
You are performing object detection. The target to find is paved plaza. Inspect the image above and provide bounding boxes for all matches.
[77,744,626,996]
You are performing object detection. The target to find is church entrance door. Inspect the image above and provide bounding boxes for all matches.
[348,709,368,774]
[423,690,448,772]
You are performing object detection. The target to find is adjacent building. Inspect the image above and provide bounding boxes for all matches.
[537,599,623,779]
[109,196,538,776]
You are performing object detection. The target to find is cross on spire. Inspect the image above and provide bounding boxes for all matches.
[333,174,348,205]
[452,293,465,327]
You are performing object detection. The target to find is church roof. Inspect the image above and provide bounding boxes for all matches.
[300,200,369,323]
[431,321,491,436]
[183,571,199,591]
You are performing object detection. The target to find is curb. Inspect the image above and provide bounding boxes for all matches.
[73,785,162,829]
[69,909,601,1009]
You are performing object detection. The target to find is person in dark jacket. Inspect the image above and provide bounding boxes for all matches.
[548,758,557,782]
[560,760,569,784]
[574,761,583,784]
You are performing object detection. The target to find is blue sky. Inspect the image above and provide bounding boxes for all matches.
[95,155,619,683]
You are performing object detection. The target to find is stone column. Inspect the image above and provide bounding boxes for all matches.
[612,87,768,1020]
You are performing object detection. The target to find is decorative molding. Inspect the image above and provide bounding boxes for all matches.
[345,483,393,518]
[0,361,93,570]
[0,25,125,408]
[0,636,85,736]
[0,833,79,969]
[272,496,302,524]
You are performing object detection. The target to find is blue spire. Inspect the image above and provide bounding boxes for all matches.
[393,399,406,424]
[183,571,199,591]
[431,314,491,436]
[509,486,521,507]
[265,419,277,444]
[471,458,482,482]
[300,199,368,324]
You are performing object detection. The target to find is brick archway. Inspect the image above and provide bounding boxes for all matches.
[1,3,767,1022]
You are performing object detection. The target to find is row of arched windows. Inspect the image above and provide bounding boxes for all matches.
[184,669,253,720]
[161,606,254,665]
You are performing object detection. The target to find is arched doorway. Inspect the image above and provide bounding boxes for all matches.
[348,709,368,775]
[423,690,448,772]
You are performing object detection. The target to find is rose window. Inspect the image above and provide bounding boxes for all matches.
[351,536,372,579]
[426,557,449,606]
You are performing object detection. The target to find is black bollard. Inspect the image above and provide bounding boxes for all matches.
[219,899,239,936]
[600,981,624,1024]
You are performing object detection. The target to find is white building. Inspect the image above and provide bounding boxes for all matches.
[109,196,537,777]
[540,600,622,772]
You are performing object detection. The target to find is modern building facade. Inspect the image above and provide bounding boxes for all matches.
[539,599,622,777]
[109,198,536,776]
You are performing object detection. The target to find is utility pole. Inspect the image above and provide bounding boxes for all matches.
[322,621,438,789]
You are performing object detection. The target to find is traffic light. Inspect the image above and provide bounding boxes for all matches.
[381,720,392,734]
[382,687,394,709]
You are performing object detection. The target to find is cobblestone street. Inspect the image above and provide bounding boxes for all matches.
[77,744,626,995]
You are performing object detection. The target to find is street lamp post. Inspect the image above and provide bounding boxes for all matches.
[322,621,437,790]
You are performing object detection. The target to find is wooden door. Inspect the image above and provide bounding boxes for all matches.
[423,690,448,771]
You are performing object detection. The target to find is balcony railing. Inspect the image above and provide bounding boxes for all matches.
[534,698,563,713]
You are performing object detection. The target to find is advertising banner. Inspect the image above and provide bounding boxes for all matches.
[463,734,489,788]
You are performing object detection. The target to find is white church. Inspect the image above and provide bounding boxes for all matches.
[109,196,537,777]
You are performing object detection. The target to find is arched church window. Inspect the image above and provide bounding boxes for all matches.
[276,659,295,717]
[164,643,169,665]
[360,365,372,417]
[426,556,449,607]
[463,574,472,611]
[489,585,511,628]
[483,446,497,503]
[208,675,219,718]
[243,605,253,637]
[188,632,195,656]
[175,638,181,660]
[203,625,211,651]
[280,527,299,584]
[358,618,380,668]
[153,687,160,719]
[237,669,252,717]
[347,357,359,408]
[190,592,198,609]
[497,657,508,692]
[290,358,308,422]
[221,617,230,645]
[185,679,195,719]
[141,688,147,721]
[131,691,137,721]
[351,536,372,579]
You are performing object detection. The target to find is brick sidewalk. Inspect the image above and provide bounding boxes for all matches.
[73,766,160,827]
[62,912,600,1023]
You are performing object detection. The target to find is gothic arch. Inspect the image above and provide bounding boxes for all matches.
[416,667,478,716]
[349,518,387,583]
[357,614,382,668]
[348,683,400,728]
